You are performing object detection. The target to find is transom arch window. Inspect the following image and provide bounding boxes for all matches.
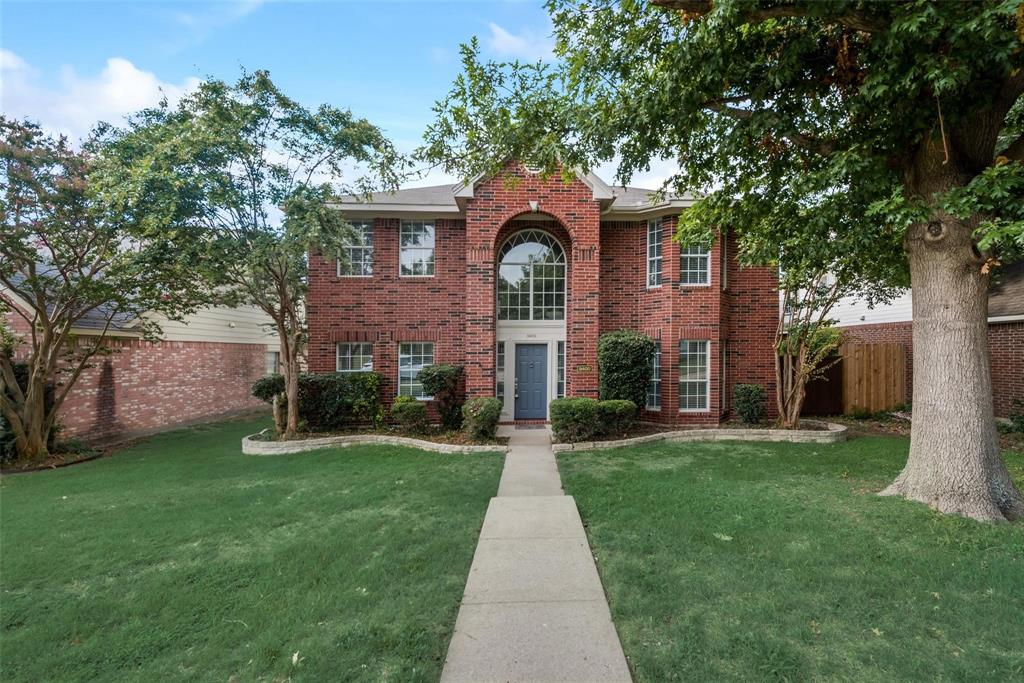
[497,229,566,321]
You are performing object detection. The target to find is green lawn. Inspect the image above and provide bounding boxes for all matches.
[558,436,1024,682]
[1,417,504,682]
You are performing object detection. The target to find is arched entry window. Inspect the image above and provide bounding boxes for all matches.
[497,229,566,320]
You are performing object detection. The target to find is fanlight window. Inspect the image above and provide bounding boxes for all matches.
[497,229,566,321]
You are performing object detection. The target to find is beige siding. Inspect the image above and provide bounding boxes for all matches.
[150,305,279,346]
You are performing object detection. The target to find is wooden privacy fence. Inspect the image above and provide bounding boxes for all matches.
[840,343,907,414]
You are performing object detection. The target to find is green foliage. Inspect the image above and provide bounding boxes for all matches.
[421,0,1024,300]
[390,395,429,435]
[733,384,766,425]
[597,400,637,437]
[462,397,503,441]
[250,372,381,432]
[1008,399,1024,434]
[419,364,464,430]
[597,331,657,409]
[550,397,600,443]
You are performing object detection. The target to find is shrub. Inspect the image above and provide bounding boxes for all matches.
[598,330,657,409]
[250,372,381,432]
[1009,398,1024,433]
[462,397,502,440]
[419,364,464,430]
[598,400,637,436]
[550,397,600,443]
[733,384,766,424]
[391,395,428,434]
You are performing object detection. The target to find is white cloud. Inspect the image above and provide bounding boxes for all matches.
[0,49,200,142]
[485,22,554,61]
[166,0,265,52]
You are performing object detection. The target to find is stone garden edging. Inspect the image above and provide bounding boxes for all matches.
[242,431,509,456]
[551,420,847,452]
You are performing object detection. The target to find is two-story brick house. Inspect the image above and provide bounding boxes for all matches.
[307,163,778,424]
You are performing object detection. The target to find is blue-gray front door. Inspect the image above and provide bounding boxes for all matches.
[515,344,548,419]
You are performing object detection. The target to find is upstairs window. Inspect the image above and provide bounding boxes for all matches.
[646,218,663,287]
[680,245,710,286]
[338,222,374,276]
[336,343,373,373]
[497,230,566,321]
[400,221,435,276]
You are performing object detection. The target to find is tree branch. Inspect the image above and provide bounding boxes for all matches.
[706,102,836,156]
[651,0,887,33]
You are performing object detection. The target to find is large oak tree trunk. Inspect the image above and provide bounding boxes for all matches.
[880,214,1024,522]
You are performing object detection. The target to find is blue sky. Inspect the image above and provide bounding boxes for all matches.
[1,0,673,187]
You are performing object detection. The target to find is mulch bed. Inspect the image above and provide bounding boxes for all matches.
[1,450,104,475]
[258,428,509,448]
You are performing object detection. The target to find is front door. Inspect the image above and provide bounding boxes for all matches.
[514,344,548,419]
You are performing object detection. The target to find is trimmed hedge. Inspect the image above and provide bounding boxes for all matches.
[598,330,657,409]
[391,395,428,434]
[250,372,381,431]
[550,397,600,442]
[462,397,502,440]
[597,399,637,436]
[419,364,464,430]
[733,383,766,424]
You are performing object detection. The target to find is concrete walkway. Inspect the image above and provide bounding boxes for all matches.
[441,427,632,682]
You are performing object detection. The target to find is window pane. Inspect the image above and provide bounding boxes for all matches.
[339,222,374,276]
[398,342,434,398]
[647,219,663,287]
[400,222,435,276]
[647,344,661,409]
[679,340,708,411]
[680,245,709,285]
[497,230,565,321]
[337,343,373,372]
[557,341,566,398]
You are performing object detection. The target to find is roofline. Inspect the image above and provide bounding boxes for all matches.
[1,284,143,336]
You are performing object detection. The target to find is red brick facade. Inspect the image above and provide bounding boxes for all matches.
[4,305,268,442]
[842,320,1023,418]
[308,165,778,424]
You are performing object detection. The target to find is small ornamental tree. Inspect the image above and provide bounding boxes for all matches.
[421,1,1024,521]
[0,118,216,463]
[597,330,657,410]
[99,71,405,438]
[419,363,464,430]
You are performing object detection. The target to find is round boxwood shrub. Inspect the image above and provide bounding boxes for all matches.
[597,399,637,437]
[391,395,429,434]
[462,397,502,440]
[598,330,657,409]
[419,364,464,430]
[733,383,766,424]
[550,397,600,443]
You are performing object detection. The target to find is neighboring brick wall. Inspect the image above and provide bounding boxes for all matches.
[3,305,267,441]
[841,320,1022,418]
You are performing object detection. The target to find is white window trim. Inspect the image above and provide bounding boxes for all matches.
[678,340,711,413]
[397,342,434,401]
[336,342,374,373]
[646,218,663,289]
[337,221,374,278]
[399,220,436,278]
[679,245,711,288]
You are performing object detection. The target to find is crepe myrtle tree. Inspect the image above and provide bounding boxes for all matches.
[97,71,405,438]
[0,118,217,462]
[419,1,1024,521]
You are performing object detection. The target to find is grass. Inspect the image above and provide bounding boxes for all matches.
[558,436,1024,681]
[1,417,504,682]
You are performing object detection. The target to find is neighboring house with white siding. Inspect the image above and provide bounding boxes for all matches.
[2,289,278,442]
